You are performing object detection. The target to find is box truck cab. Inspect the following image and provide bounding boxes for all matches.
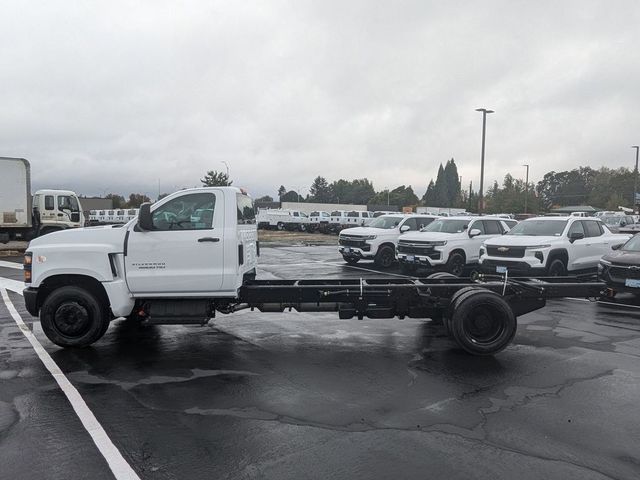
[33,189,84,233]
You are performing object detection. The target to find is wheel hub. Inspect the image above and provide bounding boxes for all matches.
[54,302,91,336]
[465,306,503,344]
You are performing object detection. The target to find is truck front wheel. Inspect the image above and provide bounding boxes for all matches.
[374,245,395,268]
[40,286,110,348]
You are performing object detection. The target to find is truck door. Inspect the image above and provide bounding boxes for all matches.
[124,191,224,294]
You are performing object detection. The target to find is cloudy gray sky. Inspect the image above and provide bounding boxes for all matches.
[1,0,639,200]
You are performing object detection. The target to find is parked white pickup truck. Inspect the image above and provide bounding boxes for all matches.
[338,214,438,268]
[479,216,629,276]
[256,208,309,231]
[308,211,331,232]
[396,216,516,276]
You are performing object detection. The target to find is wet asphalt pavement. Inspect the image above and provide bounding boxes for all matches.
[1,247,640,479]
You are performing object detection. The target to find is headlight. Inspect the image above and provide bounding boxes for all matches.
[479,246,486,256]
[363,235,377,240]
[431,241,447,246]
[24,252,32,283]
[526,244,551,249]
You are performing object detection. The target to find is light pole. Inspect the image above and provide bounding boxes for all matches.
[633,146,639,209]
[221,161,230,180]
[522,164,530,213]
[475,108,494,214]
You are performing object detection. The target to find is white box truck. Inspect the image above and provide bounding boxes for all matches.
[0,157,85,242]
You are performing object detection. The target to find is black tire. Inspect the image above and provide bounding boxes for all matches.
[442,286,479,336]
[40,286,110,348]
[277,222,285,231]
[374,245,395,268]
[547,258,566,276]
[298,224,307,232]
[448,289,517,355]
[446,252,466,277]
[399,262,417,275]
[343,255,360,265]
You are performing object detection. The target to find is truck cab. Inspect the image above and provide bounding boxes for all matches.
[32,189,85,234]
[23,187,258,347]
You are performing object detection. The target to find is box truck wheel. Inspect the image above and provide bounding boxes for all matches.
[40,286,110,347]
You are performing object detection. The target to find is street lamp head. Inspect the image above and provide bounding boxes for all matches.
[476,108,494,114]
[632,145,639,149]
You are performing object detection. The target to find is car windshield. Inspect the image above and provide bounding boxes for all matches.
[622,235,640,251]
[507,220,568,236]
[422,219,469,233]
[369,216,403,229]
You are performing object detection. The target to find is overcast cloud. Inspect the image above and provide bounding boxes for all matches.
[1,0,639,199]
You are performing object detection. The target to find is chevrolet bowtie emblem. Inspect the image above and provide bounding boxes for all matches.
[497,247,509,252]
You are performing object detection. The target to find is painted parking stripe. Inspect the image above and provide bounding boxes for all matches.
[0,288,140,480]
[0,276,24,294]
[0,260,22,270]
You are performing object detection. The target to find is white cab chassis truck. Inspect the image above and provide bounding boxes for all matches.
[0,157,84,242]
[256,209,309,231]
[22,187,608,356]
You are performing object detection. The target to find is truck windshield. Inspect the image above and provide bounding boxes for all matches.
[331,211,341,216]
[369,216,402,229]
[602,216,628,226]
[422,219,469,233]
[507,220,568,236]
[236,194,256,224]
[347,211,359,217]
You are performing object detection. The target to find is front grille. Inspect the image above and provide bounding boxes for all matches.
[487,246,525,258]
[339,237,367,248]
[397,244,435,255]
[609,265,640,280]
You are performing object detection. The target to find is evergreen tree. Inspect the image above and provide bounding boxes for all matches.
[201,170,232,186]
[309,176,332,202]
[277,185,286,199]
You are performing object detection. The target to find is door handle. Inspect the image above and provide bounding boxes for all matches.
[198,237,220,243]
[57,213,63,216]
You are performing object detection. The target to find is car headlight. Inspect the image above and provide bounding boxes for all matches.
[431,241,447,246]
[479,246,486,256]
[363,235,377,240]
[526,244,551,249]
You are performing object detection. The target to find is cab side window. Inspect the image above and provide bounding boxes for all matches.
[584,220,602,237]
[402,218,418,230]
[151,193,216,231]
[483,220,502,235]
[44,195,55,210]
[469,221,486,234]
[567,220,585,237]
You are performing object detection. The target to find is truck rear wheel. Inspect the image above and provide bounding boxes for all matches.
[448,289,516,355]
[374,245,395,268]
[40,286,110,348]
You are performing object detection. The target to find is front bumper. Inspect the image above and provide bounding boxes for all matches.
[396,252,445,267]
[339,246,374,259]
[599,263,640,293]
[480,258,547,276]
[23,287,39,316]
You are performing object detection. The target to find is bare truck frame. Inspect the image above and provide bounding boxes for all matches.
[133,273,605,356]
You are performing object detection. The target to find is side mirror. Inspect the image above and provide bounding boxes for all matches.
[612,243,623,250]
[400,225,410,233]
[468,228,481,238]
[138,203,154,231]
[620,221,627,227]
[569,232,585,243]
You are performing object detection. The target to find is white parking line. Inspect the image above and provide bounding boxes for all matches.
[0,288,140,480]
[0,260,22,270]
[0,276,24,294]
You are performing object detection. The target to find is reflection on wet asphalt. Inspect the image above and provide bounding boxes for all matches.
[1,246,640,479]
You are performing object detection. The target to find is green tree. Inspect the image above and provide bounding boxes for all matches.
[443,159,461,206]
[201,170,232,186]
[277,185,286,199]
[309,176,332,202]
[422,180,436,205]
[105,193,125,209]
[126,193,151,208]
[281,190,303,202]
[370,185,419,207]
[256,195,274,202]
